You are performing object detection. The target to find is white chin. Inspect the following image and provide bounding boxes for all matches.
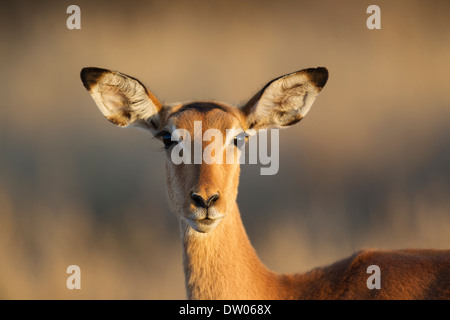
[185,217,222,233]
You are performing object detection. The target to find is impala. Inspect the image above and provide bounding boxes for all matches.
[81,66,450,299]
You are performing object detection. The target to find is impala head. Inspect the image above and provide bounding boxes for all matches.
[81,67,328,233]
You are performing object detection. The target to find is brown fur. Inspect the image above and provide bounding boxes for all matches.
[81,66,450,300]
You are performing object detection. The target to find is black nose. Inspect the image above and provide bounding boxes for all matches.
[190,192,220,208]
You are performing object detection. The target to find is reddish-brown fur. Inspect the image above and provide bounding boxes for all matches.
[81,67,450,300]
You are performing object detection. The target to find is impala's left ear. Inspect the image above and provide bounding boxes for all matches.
[241,67,328,130]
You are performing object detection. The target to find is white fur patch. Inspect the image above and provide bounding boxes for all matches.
[89,71,158,126]
[248,71,321,128]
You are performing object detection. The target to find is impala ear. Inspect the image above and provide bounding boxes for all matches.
[241,67,328,130]
[80,67,163,132]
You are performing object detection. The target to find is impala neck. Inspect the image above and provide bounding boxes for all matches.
[180,202,281,300]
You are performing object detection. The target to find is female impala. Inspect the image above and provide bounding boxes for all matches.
[81,67,449,299]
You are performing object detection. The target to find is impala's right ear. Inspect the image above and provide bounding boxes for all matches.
[80,67,163,132]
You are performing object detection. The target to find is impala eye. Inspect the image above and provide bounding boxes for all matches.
[234,133,248,147]
[157,131,177,149]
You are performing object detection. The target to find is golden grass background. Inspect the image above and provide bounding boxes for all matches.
[0,0,449,299]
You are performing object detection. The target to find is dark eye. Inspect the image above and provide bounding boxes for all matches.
[158,131,175,149]
[162,133,172,148]
[234,133,248,147]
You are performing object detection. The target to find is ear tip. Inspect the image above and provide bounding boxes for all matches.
[309,67,329,89]
[80,67,110,90]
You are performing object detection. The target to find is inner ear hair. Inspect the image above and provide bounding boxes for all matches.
[81,67,163,130]
[242,67,328,130]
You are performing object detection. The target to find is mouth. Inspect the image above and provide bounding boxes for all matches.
[185,217,223,233]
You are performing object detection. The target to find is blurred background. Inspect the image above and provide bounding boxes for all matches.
[0,0,449,299]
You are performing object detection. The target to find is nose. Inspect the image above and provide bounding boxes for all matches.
[190,191,220,208]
